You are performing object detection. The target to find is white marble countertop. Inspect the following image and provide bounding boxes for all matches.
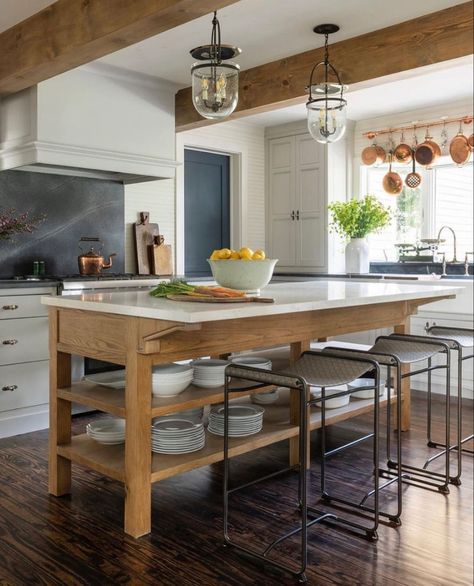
[41,280,461,324]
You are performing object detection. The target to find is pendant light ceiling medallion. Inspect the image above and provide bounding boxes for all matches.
[190,12,241,120]
[306,24,348,144]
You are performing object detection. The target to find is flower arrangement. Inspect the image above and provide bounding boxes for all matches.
[0,208,45,242]
[328,195,391,240]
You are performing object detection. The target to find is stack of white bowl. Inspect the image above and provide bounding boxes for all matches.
[231,355,280,406]
[86,418,125,445]
[208,404,264,437]
[151,418,205,454]
[152,363,194,397]
[348,377,386,399]
[191,359,229,388]
[310,385,350,409]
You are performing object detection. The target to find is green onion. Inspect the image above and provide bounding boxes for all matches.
[149,279,197,298]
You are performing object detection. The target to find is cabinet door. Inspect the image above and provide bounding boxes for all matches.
[295,135,326,268]
[0,294,48,319]
[0,317,49,366]
[0,360,49,411]
[268,137,296,266]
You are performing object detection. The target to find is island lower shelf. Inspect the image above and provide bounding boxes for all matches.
[57,394,394,484]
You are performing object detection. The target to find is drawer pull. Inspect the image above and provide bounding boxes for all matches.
[2,304,19,311]
[2,339,18,345]
[2,385,18,392]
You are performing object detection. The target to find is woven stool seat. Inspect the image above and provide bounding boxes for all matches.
[428,326,474,349]
[370,337,446,364]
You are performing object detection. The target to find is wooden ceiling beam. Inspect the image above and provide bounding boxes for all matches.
[0,0,240,96]
[176,2,473,131]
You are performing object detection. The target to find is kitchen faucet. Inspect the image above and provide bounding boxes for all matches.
[437,225,458,263]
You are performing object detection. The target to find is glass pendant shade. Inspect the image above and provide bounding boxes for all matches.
[307,86,347,144]
[191,62,239,120]
[306,25,348,144]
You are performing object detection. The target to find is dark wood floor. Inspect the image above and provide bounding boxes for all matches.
[0,391,472,586]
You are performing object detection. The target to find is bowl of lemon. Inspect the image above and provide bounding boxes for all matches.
[207,248,278,293]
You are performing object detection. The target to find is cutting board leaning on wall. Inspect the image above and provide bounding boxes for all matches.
[133,212,159,274]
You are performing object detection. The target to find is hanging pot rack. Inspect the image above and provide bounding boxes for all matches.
[363,115,473,140]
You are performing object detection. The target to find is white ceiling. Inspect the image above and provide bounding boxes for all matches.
[243,57,474,126]
[97,0,466,86]
[0,0,56,33]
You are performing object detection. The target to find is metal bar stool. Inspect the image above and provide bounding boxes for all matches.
[424,326,474,485]
[223,350,381,583]
[324,334,452,496]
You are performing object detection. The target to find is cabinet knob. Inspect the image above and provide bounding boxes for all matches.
[2,339,18,345]
[2,304,18,311]
[291,211,295,221]
[2,385,18,392]
[296,210,300,220]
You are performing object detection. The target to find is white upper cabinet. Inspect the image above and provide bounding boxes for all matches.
[267,128,327,271]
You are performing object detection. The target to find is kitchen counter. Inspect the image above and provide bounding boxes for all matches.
[44,279,458,538]
[0,279,59,290]
[42,280,460,323]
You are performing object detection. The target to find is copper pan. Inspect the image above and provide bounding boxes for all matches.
[383,153,403,195]
[467,133,473,151]
[393,131,412,164]
[449,122,471,165]
[361,139,386,166]
[415,128,440,168]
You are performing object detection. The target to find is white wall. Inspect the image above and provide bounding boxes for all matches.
[124,179,176,273]
[124,119,265,274]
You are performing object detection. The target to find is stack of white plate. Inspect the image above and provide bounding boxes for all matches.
[152,363,194,397]
[348,378,386,399]
[151,418,205,454]
[191,359,229,388]
[310,385,350,409]
[86,418,125,445]
[154,406,204,424]
[208,404,264,437]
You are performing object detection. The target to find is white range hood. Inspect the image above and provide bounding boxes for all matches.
[0,65,180,184]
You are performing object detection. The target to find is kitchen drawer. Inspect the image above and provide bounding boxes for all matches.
[0,361,49,411]
[0,294,50,319]
[0,317,49,366]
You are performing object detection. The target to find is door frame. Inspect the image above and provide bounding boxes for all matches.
[176,135,246,274]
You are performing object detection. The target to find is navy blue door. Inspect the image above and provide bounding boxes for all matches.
[184,149,230,275]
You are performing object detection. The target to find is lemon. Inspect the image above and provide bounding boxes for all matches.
[218,248,232,259]
[210,250,221,260]
[229,250,240,260]
[252,249,266,260]
[239,247,254,260]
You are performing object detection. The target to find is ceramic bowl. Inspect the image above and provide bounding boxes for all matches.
[348,377,386,399]
[207,259,278,292]
[310,385,350,409]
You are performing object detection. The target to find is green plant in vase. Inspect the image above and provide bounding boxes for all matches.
[328,195,391,273]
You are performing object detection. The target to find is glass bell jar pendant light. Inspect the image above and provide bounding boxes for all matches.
[190,11,241,120]
[306,24,347,144]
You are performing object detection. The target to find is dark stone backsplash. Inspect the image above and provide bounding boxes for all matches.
[0,170,124,277]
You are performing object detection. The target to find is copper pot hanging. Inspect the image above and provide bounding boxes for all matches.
[449,121,471,165]
[415,127,440,168]
[382,153,403,195]
[361,135,386,166]
[468,134,474,151]
[393,131,412,164]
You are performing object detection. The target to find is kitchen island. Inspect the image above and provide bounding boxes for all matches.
[42,280,458,537]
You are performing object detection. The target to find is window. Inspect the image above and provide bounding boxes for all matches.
[361,159,473,262]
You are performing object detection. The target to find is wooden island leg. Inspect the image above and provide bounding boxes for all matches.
[124,347,153,538]
[394,320,411,431]
[289,340,311,467]
[49,309,72,496]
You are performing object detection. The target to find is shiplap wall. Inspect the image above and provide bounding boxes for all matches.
[124,179,175,273]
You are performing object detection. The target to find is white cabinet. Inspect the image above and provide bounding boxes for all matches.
[0,286,55,438]
[267,133,326,270]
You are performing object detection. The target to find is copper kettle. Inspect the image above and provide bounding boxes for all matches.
[78,237,117,275]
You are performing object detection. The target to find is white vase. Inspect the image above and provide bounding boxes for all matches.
[345,238,370,274]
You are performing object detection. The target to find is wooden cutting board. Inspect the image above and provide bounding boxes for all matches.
[166,294,275,303]
[133,212,159,274]
[149,243,173,276]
